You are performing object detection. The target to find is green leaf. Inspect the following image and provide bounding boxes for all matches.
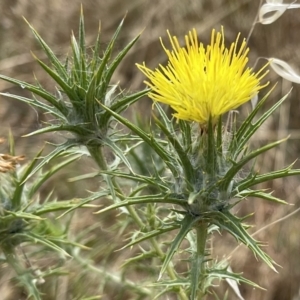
[17,273,42,300]
[28,154,81,198]
[122,249,157,267]
[154,104,195,184]
[71,33,81,83]
[85,42,113,121]
[230,87,290,160]
[90,23,102,70]
[210,211,277,271]
[79,5,86,62]
[95,193,186,214]
[99,170,169,192]
[150,280,189,300]
[98,89,149,128]
[0,75,69,117]
[23,123,91,137]
[24,18,68,81]
[33,197,101,216]
[120,224,181,250]
[111,89,149,113]
[2,210,44,221]
[11,148,44,208]
[221,137,289,192]
[90,18,126,102]
[97,102,181,177]
[55,192,105,219]
[236,162,300,192]
[0,92,66,120]
[178,119,192,151]
[159,214,200,280]
[18,232,71,257]
[208,267,263,290]
[32,54,80,107]
[98,33,141,98]
[101,137,134,173]
[236,189,288,204]
[22,140,79,183]
[94,16,125,98]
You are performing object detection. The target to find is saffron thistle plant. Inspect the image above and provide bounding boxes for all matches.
[101,29,299,298]
[1,9,300,300]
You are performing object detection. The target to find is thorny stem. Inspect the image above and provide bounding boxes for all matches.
[87,145,189,300]
[196,222,208,300]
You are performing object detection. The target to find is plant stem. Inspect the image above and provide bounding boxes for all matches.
[196,221,208,300]
[2,244,41,300]
[87,145,143,226]
[87,145,189,299]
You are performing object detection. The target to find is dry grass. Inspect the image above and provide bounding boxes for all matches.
[1,0,300,299]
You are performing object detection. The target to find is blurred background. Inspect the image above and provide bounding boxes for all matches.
[1,0,300,299]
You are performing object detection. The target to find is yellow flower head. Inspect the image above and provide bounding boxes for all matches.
[137,28,269,125]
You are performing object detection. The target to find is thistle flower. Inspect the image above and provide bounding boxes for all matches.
[137,28,269,125]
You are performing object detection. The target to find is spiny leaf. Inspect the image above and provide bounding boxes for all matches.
[28,154,82,198]
[0,92,66,120]
[235,162,300,192]
[3,248,42,300]
[101,137,134,173]
[21,140,79,183]
[110,89,149,112]
[33,198,101,216]
[32,54,80,106]
[0,75,69,117]
[231,87,290,160]
[158,214,200,280]
[23,123,92,137]
[79,5,86,61]
[11,147,44,208]
[210,211,277,271]
[95,194,186,214]
[98,89,149,128]
[98,33,141,98]
[236,189,288,205]
[3,210,44,221]
[120,224,181,250]
[55,193,106,219]
[154,105,195,184]
[221,137,289,192]
[208,267,264,290]
[97,102,181,177]
[99,170,169,191]
[18,232,71,257]
[24,18,68,81]
[85,42,113,121]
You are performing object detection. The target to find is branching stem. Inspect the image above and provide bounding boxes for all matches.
[87,145,189,300]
